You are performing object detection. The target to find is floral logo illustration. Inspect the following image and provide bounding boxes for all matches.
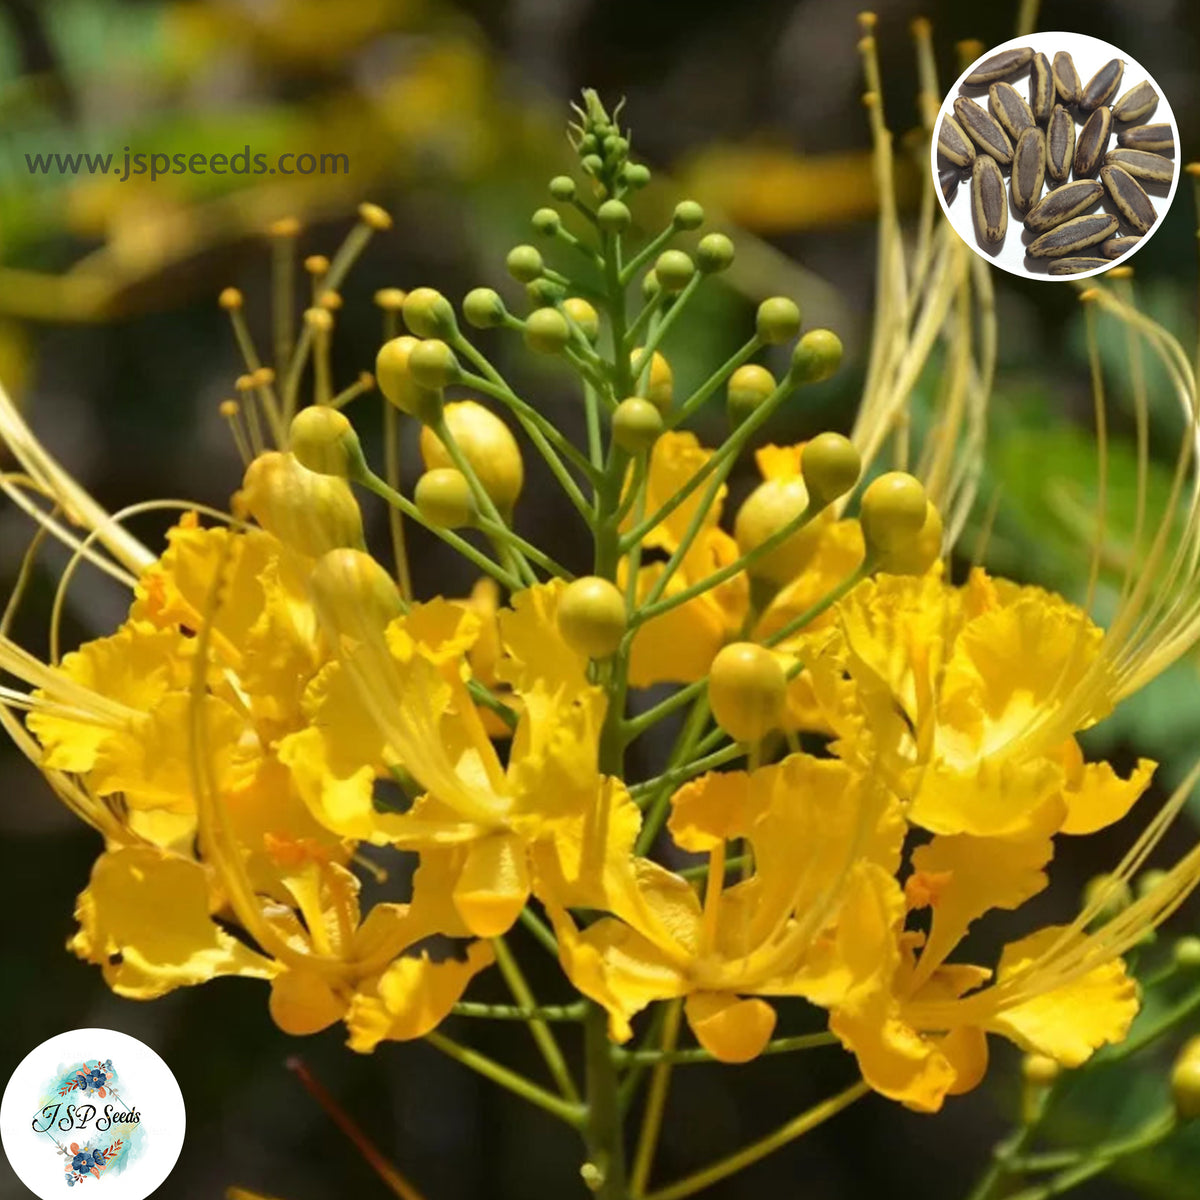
[29,1056,144,1187]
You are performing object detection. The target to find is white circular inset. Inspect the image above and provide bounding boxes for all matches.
[1,1029,185,1199]
[932,32,1179,280]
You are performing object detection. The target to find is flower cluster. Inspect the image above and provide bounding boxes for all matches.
[5,34,1200,1200]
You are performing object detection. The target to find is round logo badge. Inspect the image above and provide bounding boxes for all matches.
[1,1029,185,1199]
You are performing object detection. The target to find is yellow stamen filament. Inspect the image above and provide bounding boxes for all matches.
[219,399,252,466]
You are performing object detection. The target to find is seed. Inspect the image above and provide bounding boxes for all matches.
[1118,124,1174,155]
[1081,58,1124,110]
[1024,179,1104,233]
[971,155,1007,245]
[1028,212,1119,257]
[1047,257,1110,275]
[1100,236,1141,259]
[1011,127,1046,214]
[954,97,1014,166]
[939,167,961,204]
[1103,148,1174,184]
[963,45,1034,86]
[1046,105,1075,183]
[1052,51,1082,105]
[1112,80,1159,124]
[989,81,1036,141]
[1029,52,1054,124]
[1074,107,1113,178]
[938,115,976,168]
[1101,165,1157,235]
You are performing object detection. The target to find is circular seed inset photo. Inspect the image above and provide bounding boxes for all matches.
[932,31,1179,280]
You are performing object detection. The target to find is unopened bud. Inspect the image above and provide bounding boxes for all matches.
[289,407,366,479]
[463,287,508,330]
[672,200,705,230]
[407,339,461,390]
[309,548,403,645]
[790,329,843,383]
[612,397,663,453]
[549,176,577,201]
[860,472,928,559]
[655,250,695,293]
[532,207,561,236]
[557,577,628,658]
[524,308,572,354]
[403,287,458,339]
[415,469,475,529]
[507,244,545,283]
[563,297,600,342]
[376,336,443,423]
[802,433,861,507]
[696,233,735,273]
[727,364,776,427]
[735,476,819,586]
[756,297,801,344]
[419,401,524,513]
[1173,1050,1200,1120]
[597,199,631,232]
[630,348,673,413]
[709,643,787,743]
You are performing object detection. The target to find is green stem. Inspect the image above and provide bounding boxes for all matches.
[635,693,712,854]
[615,1031,838,1066]
[582,1002,628,1200]
[476,515,572,578]
[520,905,560,957]
[631,999,682,1196]
[769,565,871,652]
[668,336,762,430]
[620,222,679,287]
[451,1000,587,1021]
[629,743,746,801]
[632,275,702,388]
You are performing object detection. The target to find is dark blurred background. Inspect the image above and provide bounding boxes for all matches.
[3,0,1200,1197]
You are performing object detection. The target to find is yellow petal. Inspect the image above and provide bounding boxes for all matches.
[754,443,805,480]
[269,968,346,1035]
[940,1024,990,1096]
[1060,753,1155,836]
[988,927,1140,1066]
[452,832,530,937]
[685,992,777,1063]
[345,941,495,1051]
[668,770,763,853]
[496,580,589,698]
[69,845,273,998]
[908,757,1067,840]
[386,595,481,666]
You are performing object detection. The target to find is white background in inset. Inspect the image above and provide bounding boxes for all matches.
[931,31,1179,281]
[1,1028,185,1200]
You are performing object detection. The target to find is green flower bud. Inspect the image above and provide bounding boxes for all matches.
[549,175,577,201]
[1083,873,1134,924]
[524,307,572,354]
[463,287,508,329]
[402,287,457,339]
[558,576,627,659]
[415,468,475,529]
[581,153,604,176]
[507,244,545,283]
[605,135,629,158]
[376,335,442,423]
[802,433,861,507]
[597,198,631,232]
[623,163,651,189]
[630,348,673,413]
[697,232,735,273]
[407,339,461,390]
[526,278,567,308]
[1136,868,1168,900]
[790,329,843,383]
[1175,936,1200,969]
[532,207,561,236]
[289,406,366,479]
[655,249,695,293]
[612,397,663,452]
[709,643,787,743]
[673,200,705,230]
[579,134,599,154]
[860,472,928,557]
[727,364,776,427]
[563,297,600,342]
[641,270,660,301]
[1172,1051,1200,1120]
[756,297,802,345]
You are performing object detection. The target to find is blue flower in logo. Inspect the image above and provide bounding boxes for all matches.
[71,1152,92,1173]
[85,1068,107,1090]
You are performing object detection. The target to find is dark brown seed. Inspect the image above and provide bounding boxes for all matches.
[1101,164,1157,235]
[1028,212,1119,257]
[1081,59,1124,111]
[1112,80,1159,124]
[1118,124,1174,155]
[1047,257,1110,275]
[938,115,976,168]
[1100,236,1141,259]
[939,167,961,204]
[989,81,1035,142]
[1025,179,1104,233]
[1046,105,1075,183]
[1103,148,1174,184]
[963,46,1034,86]
[954,97,1014,166]
[1029,52,1054,124]
[1052,51,1082,105]
[972,155,1007,245]
[1011,127,1046,213]
[1074,107,1112,178]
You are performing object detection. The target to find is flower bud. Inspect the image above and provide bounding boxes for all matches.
[549,175,576,201]
[524,308,572,354]
[655,250,696,293]
[673,200,705,230]
[727,364,776,427]
[402,287,457,339]
[641,270,660,301]
[238,452,363,559]
[612,397,663,453]
[1083,873,1134,924]
[506,244,544,283]
[860,472,928,558]
[791,329,843,383]
[463,287,508,329]
[709,643,787,743]
[756,297,801,344]
[376,336,442,423]
[597,199,631,232]
[802,433,861,507]
[1175,936,1200,969]
[407,339,461,390]
[532,207,561,236]
[630,348,673,413]
[419,401,524,512]
[309,548,403,644]
[1021,1054,1061,1088]
[526,278,566,308]
[696,233,735,273]
[563,297,600,342]
[623,163,651,189]
[1172,1050,1200,1120]
[877,499,942,575]
[735,476,820,586]
[557,577,627,659]
[415,468,475,529]
[289,407,366,479]
[581,153,604,176]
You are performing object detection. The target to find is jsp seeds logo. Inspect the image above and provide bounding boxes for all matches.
[1,1030,184,1200]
